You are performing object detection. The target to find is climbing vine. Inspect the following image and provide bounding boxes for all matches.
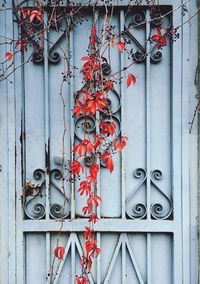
[0,0,198,283]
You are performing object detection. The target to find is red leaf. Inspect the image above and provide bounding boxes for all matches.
[114,136,128,152]
[76,275,89,284]
[83,226,94,240]
[69,160,84,175]
[93,135,105,149]
[87,192,101,207]
[117,41,125,53]
[91,26,96,36]
[89,163,99,179]
[104,80,114,92]
[78,181,91,196]
[73,139,94,156]
[54,246,65,259]
[127,73,136,88]
[81,56,90,61]
[5,52,13,61]
[30,10,43,23]
[85,238,101,258]
[82,205,93,215]
[151,29,167,49]
[84,69,93,81]
[20,7,30,19]
[101,152,114,173]
[89,213,99,224]
[100,121,116,136]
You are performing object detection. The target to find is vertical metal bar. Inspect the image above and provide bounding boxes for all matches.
[46,233,51,284]
[171,3,183,283]
[122,233,126,284]
[95,11,101,284]
[181,1,190,283]
[96,233,101,284]
[43,12,51,282]
[145,10,152,284]
[147,234,152,284]
[120,9,126,220]
[69,24,75,219]
[145,10,151,221]
[71,234,76,284]
[15,13,26,284]
[44,14,50,220]
[95,10,101,219]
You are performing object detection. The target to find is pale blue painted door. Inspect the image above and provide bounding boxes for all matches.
[0,1,198,283]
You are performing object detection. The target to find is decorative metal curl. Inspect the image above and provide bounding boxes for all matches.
[102,63,111,76]
[99,115,121,140]
[101,89,121,115]
[150,11,163,27]
[150,169,173,220]
[150,50,162,63]
[32,202,46,217]
[25,201,46,219]
[132,203,147,219]
[33,168,45,180]
[49,169,71,219]
[50,203,69,219]
[132,50,146,63]
[50,168,62,180]
[84,154,96,167]
[48,51,61,64]
[32,51,44,64]
[24,169,46,219]
[74,115,96,141]
[132,10,146,27]
[151,169,162,180]
[125,168,173,220]
[24,168,71,219]
[125,168,147,220]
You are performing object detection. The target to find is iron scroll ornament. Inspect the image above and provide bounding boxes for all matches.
[125,168,173,220]
[24,168,70,219]
[14,2,171,65]
[124,8,172,64]
[74,83,122,168]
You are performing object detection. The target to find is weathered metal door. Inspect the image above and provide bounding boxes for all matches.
[0,0,198,283]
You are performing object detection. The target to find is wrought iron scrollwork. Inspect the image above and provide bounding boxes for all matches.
[125,168,147,219]
[132,10,146,26]
[84,154,96,167]
[49,169,70,219]
[124,8,172,64]
[102,63,111,76]
[125,168,173,220]
[24,169,46,219]
[24,168,70,219]
[74,115,96,141]
[150,169,173,220]
[14,0,66,65]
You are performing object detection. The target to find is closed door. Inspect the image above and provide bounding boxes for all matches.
[0,1,198,283]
